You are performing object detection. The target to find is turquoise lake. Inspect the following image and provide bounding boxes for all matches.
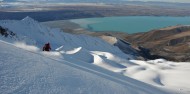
[70,16,190,34]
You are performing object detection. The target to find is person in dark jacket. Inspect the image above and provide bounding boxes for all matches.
[43,43,51,51]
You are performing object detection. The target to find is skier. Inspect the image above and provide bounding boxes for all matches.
[43,42,51,51]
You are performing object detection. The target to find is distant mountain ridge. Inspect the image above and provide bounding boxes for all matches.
[2,0,190,4]
[2,0,121,3]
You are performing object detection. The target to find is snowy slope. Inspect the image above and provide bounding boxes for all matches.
[0,40,169,94]
[1,17,190,94]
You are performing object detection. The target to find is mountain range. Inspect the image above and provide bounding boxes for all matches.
[2,0,121,3]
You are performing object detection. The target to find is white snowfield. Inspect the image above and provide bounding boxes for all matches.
[0,40,169,94]
[0,17,190,94]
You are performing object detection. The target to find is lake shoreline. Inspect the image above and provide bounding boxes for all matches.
[70,16,190,34]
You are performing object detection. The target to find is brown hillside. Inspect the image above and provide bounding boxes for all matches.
[125,25,190,62]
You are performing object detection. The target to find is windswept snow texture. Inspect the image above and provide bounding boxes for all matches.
[0,41,169,94]
[0,17,190,94]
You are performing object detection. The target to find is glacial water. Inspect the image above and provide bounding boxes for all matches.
[71,16,190,34]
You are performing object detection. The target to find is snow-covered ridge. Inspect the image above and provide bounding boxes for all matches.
[0,16,134,70]
[1,17,190,94]
[0,17,129,53]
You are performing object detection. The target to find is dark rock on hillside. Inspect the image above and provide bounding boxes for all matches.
[0,26,16,38]
[0,26,9,37]
[168,36,190,46]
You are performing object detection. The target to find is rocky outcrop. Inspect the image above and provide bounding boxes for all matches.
[0,26,8,37]
[0,26,16,38]
[168,36,190,46]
